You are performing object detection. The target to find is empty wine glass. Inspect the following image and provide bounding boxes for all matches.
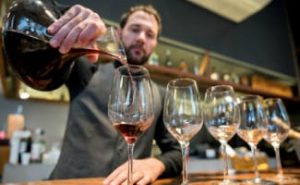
[264,98,298,184]
[204,85,240,185]
[238,95,274,185]
[108,65,154,185]
[163,78,203,185]
[95,26,127,63]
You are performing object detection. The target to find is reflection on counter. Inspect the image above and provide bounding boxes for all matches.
[230,147,269,171]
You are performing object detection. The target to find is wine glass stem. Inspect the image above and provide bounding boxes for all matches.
[127,143,135,185]
[250,145,260,182]
[274,146,283,177]
[221,142,229,181]
[180,142,189,185]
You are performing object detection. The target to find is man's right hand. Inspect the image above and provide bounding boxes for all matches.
[47,4,106,62]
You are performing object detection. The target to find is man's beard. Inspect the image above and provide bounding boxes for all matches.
[125,46,151,65]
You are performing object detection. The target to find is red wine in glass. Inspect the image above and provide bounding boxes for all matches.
[113,119,152,144]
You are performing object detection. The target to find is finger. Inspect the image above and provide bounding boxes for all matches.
[85,44,99,62]
[86,54,99,63]
[49,10,90,48]
[136,175,152,185]
[132,172,144,184]
[103,165,126,185]
[58,23,84,53]
[121,172,143,185]
[61,17,105,52]
[108,170,128,185]
[77,13,106,46]
[48,4,82,34]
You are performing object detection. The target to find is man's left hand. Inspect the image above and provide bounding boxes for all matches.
[103,158,165,185]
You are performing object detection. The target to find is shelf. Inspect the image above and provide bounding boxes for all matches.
[145,64,300,109]
[155,37,297,87]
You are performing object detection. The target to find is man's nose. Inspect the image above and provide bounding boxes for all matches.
[136,31,146,43]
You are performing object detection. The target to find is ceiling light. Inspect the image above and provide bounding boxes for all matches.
[19,91,30,99]
[186,0,272,23]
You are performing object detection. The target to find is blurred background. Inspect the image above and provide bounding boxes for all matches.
[1,0,300,183]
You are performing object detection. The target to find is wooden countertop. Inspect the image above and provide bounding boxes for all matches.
[2,169,300,185]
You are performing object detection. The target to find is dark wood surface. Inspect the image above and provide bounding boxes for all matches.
[1,169,300,185]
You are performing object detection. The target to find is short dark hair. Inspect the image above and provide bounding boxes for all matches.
[120,4,162,36]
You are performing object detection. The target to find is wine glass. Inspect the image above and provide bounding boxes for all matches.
[263,98,298,184]
[163,78,203,185]
[204,85,240,185]
[108,65,154,185]
[237,95,274,185]
[95,26,127,63]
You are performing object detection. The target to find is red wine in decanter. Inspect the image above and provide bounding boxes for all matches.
[3,30,126,90]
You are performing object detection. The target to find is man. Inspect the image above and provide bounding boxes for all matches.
[47,3,182,185]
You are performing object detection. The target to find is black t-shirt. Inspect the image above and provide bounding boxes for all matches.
[50,59,182,179]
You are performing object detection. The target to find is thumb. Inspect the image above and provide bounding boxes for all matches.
[85,43,99,63]
[86,54,99,63]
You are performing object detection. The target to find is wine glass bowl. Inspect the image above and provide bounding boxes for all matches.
[204,85,240,185]
[237,95,274,185]
[108,64,154,185]
[263,98,290,148]
[263,98,297,184]
[163,78,203,185]
[95,27,127,63]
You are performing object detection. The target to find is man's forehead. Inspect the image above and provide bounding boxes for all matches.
[126,11,159,31]
[128,10,155,20]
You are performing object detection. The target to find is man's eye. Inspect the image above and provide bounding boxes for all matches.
[147,33,155,39]
[131,28,140,33]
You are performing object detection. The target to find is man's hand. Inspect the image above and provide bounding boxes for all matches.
[103,158,165,185]
[47,4,106,62]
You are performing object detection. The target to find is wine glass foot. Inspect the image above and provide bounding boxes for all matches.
[243,178,275,185]
[218,179,240,185]
[267,174,299,184]
[181,180,188,185]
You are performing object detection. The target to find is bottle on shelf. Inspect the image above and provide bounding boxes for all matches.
[6,105,25,139]
[222,71,231,82]
[178,58,188,72]
[30,128,46,163]
[193,55,200,75]
[240,75,250,87]
[0,130,5,140]
[148,52,160,66]
[9,131,22,164]
[164,49,173,67]
[0,121,6,140]
[209,67,220,81]
[43,142,61,164]
[18,128,32,164]
[230,73,240,84]
[198,51,210,76]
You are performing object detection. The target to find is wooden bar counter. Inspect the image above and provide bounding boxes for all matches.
[2,169,300,185]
